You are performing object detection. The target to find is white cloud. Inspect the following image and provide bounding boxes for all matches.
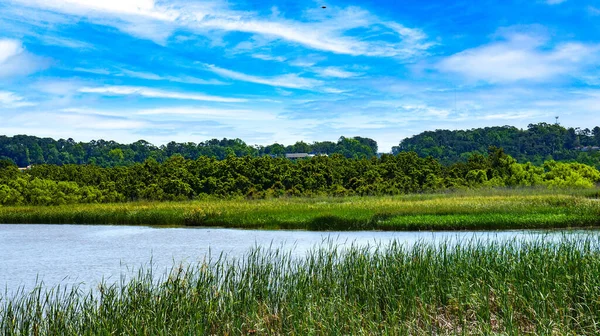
[10,0,179,43]
[136,107,276,120]
[546,0,567,4]
[119,69,163,80]
[251,54,287,62]
[117,69,226,85]
[62,106,277,121]
[10,1,432,58]
[79,85,247,102]
[61,107,124,117]
[0,39,23,64]
[0,38,47,78]
[204,64,323,90]
[70,67,226,85]
[275,88,293,96]
[437,31,600,83]
[316,67,361,78]
[56,113,147,129]
[72,67,112,75]
[589,6,600,16]
[475,111,542,120]
[38,36,95,49]
[289,59,319,68]
[1,110,149,145]
[0,91,37,108]
[13,0,177,21]
[191,6,431,58]
[322,88,348,94]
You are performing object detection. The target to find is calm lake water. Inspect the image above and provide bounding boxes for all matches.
[0,224,596,295]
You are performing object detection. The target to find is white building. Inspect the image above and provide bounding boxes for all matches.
[285,153,314,159]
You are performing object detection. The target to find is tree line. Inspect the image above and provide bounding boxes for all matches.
[1,147,599,206]
[393,123,600,168]
[0,135,377,168]
[2,123,600,170]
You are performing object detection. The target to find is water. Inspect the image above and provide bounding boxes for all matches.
[0,224,595,295]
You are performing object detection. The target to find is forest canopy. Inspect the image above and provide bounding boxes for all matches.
[1,123,599,169]
[393,123,600,168]
[2,123,600,206]
[0,135,377,168]
[1,147,599,206]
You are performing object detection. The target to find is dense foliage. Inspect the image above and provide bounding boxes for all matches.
[4,237,600,335]
[394,122,600,167]
[3,123,600,169]
[1,147,599,206]
[0,135,377,167]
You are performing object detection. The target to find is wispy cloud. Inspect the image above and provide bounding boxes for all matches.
[12,0,177,21]
[546,0,567,4]
[37,35,95,49]
[70,67,225,85]
[322,88,349,94]
[10,0,179,43]
[0,39,22,64]
[0,38,48,78]
[117,69,227,85]
[10,1,432,58]
[204,64,323,90]
[0,91,37,108]
[190,6,432,58]
[315,67,361,78]
[71,68,112,75]
[79,86,247,102]
[136,107,276,121]
[251,53,287,62]
[436,30,600,83]
[56,113,148,130]
[289,58,319,68]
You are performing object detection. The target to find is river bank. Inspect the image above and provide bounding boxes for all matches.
[0,189,598,230]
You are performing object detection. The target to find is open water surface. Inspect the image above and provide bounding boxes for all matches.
[0,224,596,295]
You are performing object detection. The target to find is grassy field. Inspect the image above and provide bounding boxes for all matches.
[0,188,599,230]
[3,236,600,335]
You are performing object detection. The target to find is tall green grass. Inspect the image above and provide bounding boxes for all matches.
[3,237,600,335]
[0,189,599,230]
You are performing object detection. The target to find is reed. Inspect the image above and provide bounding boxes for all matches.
[3,236,600,335]
[0,188,599,230]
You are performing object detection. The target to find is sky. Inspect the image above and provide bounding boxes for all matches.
[1,0,599,152]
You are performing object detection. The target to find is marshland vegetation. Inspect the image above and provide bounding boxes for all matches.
[1,188,599,230]
[3,236,600,335]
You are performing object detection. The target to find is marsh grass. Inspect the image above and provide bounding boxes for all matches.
[0,188,599,230]
[3,237,600,335]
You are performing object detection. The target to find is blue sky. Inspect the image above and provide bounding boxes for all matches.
[1,0,599,151]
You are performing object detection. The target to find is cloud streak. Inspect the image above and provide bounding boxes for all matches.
[79,86,247,102]
[0,91,37,108]
[136,106,277,121]
[204,64,323,90]
[315,67,361,78]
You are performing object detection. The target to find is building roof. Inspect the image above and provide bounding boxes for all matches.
[285,153,314,159]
